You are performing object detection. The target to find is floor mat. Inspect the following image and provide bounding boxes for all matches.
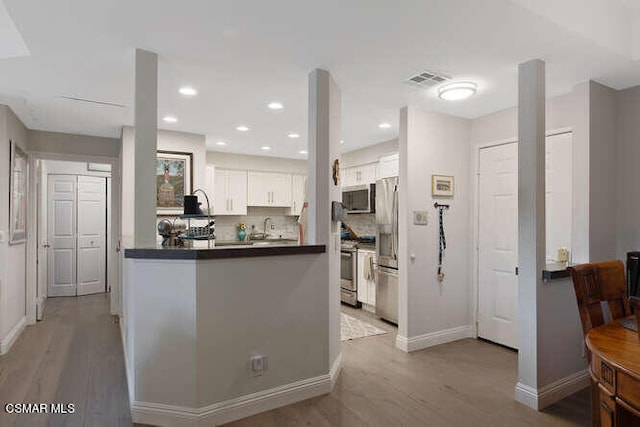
[341,312,387,341]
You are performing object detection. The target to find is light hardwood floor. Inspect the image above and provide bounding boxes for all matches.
[0,296,589,427]
[0,294,131,427]
[225,305,590,427]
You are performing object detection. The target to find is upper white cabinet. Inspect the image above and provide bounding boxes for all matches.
[214,169,247,215]
[289,174,307,216]
[248,171,292,207]
[378,153,399,179]
[342,163,378,187]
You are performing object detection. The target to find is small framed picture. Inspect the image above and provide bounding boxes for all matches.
[432,174,454,197]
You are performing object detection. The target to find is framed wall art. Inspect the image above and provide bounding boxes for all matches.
[431,174,454,198]
[156,150,193,216]
[9,141,28,244]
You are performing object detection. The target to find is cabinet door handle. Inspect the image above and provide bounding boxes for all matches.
[231,198,234,211]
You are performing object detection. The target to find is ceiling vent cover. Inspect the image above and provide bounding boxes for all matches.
[404,70,451,88]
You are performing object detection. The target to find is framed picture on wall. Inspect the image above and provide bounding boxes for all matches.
[431,174,454,198]
[9,141,28,244]
[156,150,193,216]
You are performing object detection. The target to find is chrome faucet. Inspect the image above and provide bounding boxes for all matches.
[263,217,272,240]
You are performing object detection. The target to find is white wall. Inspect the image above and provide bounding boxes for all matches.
[121,127,207,247]
[206,151,307,174]
[616,85,640,259]
[43,160,112,177]
[398,107,472,345]
[341,138,398,168]
[0,106,29,350]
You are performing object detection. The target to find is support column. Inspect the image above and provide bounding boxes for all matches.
[134,49,158,248]
[308,69,342,372]
[515,59,546,409]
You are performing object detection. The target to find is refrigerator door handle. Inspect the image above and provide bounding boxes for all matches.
[391,187,399,260]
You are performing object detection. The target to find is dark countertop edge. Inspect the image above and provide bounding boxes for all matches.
[542,263,572,281]
[124,245,326,260]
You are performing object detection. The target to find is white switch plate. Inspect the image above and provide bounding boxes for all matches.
[250,355,267,376]
[413,210,428,225]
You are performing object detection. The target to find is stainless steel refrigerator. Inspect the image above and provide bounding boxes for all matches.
[375,176,398,324]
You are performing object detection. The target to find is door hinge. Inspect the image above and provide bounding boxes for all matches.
[515,267,519,276]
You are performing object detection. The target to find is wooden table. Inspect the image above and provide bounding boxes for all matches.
[586,317,640,426]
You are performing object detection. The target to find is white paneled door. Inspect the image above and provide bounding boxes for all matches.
[48,175,107,297]
[77,176,106,296]
[478,143,519,349]
[48,175,78,297]
[477,133,573,350]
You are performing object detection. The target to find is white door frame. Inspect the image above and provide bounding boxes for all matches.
[470,127,572,338]
[26,151,120,325]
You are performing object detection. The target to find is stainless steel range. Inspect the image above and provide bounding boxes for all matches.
[340,240,360,307]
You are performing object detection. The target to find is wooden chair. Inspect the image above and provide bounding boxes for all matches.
[570,260,630,337]
[570,260,630,427]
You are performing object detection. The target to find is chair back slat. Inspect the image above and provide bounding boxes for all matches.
[570,260,630,337]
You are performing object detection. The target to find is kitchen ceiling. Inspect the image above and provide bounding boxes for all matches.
[1,0,640,158]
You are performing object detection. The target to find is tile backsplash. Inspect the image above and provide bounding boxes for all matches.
[214,207,299,241]
[343,213,376,237]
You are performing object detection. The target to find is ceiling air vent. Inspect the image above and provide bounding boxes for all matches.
[404,70,451,88]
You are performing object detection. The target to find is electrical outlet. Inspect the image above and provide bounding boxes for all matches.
[413,210,428,225]
[270,224,275,230]
[250,355,267,376]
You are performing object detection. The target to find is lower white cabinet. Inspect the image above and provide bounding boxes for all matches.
[357,249,376,308]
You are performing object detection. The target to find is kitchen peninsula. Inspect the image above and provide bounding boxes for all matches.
[122,243,337,427]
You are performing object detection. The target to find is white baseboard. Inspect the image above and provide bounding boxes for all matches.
[1,316,26,355]
[515,369,590,410]
[395,325,473,353]
[131,352,342,427]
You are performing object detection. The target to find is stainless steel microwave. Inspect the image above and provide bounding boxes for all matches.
[342,184,376,214]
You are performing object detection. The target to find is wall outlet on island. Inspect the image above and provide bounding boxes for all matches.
[250,355,268,376]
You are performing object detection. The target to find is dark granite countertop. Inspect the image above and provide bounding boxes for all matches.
[124,244,326,260]
[542,262,572,281]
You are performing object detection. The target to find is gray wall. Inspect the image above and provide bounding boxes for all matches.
[28,129,120,158]
[616,85,640,259]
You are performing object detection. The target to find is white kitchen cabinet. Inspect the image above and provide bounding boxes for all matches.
[289,174,307,216]
[342,163,378,187]
[213,168,247,215]
[378,153,399,179]
[356,249,376,310]
[247,171,292,207]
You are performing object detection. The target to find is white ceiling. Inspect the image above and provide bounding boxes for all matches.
[2,0,640,158]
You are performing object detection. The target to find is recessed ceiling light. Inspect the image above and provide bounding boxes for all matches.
[288,133,300,139]
[261,146,271,151]
[299,150,308,155]
[340,140,344,144]
[216,141,227,146]
[236,125,249,132]
[378,122,391,129]
[267,101,283,110]
[179,86,197,96]
[163,116,178,123]
[438,81,477,101]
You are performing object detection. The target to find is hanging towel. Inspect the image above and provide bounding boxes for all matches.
[364,254,375,281]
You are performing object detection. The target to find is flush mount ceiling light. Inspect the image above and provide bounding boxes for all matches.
[163,116,178,123]
[267,102,283,110]
[216,141,227,146]
[288,133,300,139]
[261,146,271,151]
[236,125,249,132]
[179,86,197,96]
[438,81,477,101]
[378,123,391,129]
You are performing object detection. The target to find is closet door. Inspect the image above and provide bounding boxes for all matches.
[77,176,106,296]
[48,175,77,297]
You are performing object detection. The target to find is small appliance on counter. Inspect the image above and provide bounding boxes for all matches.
[158,219,188,247]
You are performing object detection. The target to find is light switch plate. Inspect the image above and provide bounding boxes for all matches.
[413,210,428,225]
